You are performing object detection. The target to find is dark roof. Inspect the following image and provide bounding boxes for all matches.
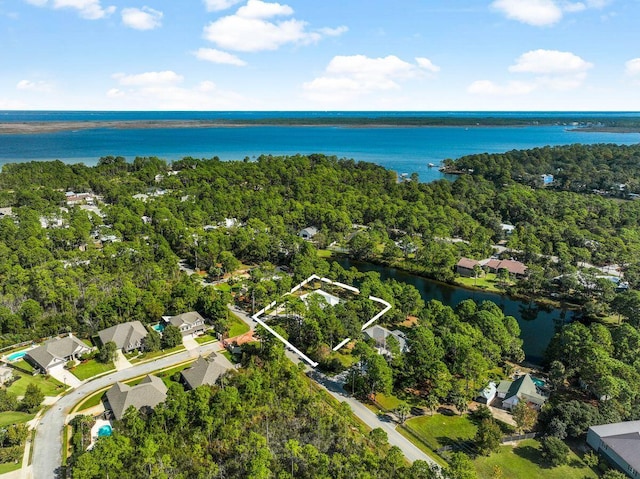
[181,354,227,389]
[105,375,168,420]
[504,374,546,405]
[25,335,91,371]
[98,321,148,350]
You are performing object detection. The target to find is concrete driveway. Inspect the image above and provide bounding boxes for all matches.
[113,350,132,371]
[48,365,82,389]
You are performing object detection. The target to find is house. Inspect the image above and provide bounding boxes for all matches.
[483,259,528,278]
[587,421,640,479]
[98,321,148,353]
[300,290,340,308]
[497,374,546,411]
[541,174,554,185]
[500,223,515,235]
[363,325,407,354]
[456,258,481,277]
[0,366,13,385]
[299,226,318,240]
[164,311,206,337]
[477,381,497,405]
[25,334,92,373]
[180,354,227,390]
[104,375,168,420]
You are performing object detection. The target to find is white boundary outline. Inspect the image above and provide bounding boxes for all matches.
[252,274,392,368]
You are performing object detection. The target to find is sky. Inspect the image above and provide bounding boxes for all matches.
[1,0,640,111]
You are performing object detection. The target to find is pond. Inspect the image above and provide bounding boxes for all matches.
[337,259,574,364]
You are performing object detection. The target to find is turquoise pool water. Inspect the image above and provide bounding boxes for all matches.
[97,425,112,437]
[152,324,165,333]
[532,377,546,388]
[7,350,27,361]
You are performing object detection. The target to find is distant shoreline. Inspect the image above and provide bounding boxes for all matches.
[2,118,639,134]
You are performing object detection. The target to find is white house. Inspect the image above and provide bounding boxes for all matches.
[299,226,318,240]
[477,381,497,405]
[300,290,340,308]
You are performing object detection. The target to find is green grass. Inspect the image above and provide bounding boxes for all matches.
[0,461,22,474]
[317,249,333,258]
[396,426,447,468]
[195,333,218,345]
[374,393,403,411]
[214,283,232,292]
[71,359,115,381]
[12,359,34,373]
[130,345,185,363]
[7,372,66,397]
[404,413,477,449]
[474,439,598,479]
[75,390,106,412]
[456,273,508,292]
[0,411,34,427]
[228,313,250,338]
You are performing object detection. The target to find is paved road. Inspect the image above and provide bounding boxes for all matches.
[31,342,220,479]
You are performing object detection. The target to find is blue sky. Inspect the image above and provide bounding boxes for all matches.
[1,0,639,110]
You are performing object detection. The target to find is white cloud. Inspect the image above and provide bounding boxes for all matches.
[24,0,115,19]
[625,58,640,76]
[491,0,562,26]
[203,0,242,12]
[16,79,52,92]
[203,0,346,52]
[491,0,610,26]
[106,72,248,109]
[467,80,537,95]
[112,71,184,86]
[318,26,348,37]
[194,47,247,66]
[416,57,441,73]
[303,54,438,104]
[121,7,162,30]
[509,49,593,74]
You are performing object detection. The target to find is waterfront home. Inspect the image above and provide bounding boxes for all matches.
[164,311,206,337]
[25,334,92,373]
[98,321,148,353]
[180,354,227,390]
[363,325,407,355]
[456,258,481,277]
[105,375,168,420]
[587,420,640,479]
[496,374,546,411]
[477,381,497,405]
[483,258,528,278]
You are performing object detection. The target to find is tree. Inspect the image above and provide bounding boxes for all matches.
[144,329,161,352]
[512,401,538,433]
[161,324,182,349]
[474,418,502,455]
[97,341,117,363]
[0,389,19,412]
[540,436,569,466]
[21,383,44,411]
[444,452,477,479]
[473,264,483,286]
[602,470,628,479]
[396,402,411,424]
[496,268,510,288]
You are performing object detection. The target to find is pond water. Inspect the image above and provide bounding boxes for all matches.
[337,259,574,364]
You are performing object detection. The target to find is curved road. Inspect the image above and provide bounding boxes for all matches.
[32,342,220,478]
[32,307,438,477]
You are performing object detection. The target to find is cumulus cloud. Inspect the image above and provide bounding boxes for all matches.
[491,0,610,26]
[303,54,439,103]
[625,58,640,76]
[121,6,162,30]
[203,0,346,52]
[469,49,592,95]
[203,0,243,12]
[194,48,247,66]
[24,0,115,20]
[509,49,593,74]
[106,71,248,109]
[16,79,53,92]
[112,71,183,86]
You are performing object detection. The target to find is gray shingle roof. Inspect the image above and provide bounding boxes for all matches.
[105,375,168,420]
[181,354,227,390]
[25,335,91,371]
[98,321,148,352]
[167,311,205,328]
[590,421,640,473]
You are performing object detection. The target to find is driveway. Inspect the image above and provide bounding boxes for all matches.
[48,365,82,389]
[113,350,132,371]
[182,335,199,352]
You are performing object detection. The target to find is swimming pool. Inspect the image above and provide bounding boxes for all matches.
[152,324,165,333]
[97,425,112,437]
[7,350,27,362]
[532,377,546,388]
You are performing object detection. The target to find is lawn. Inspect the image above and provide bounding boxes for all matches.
[13,359,34,373]
[71,359,115,381]
[374,393,403,411]
[316,249,333,258]
[0,462,21,474]
[195,332,218,345]
[404,413,477,450]
[228,313,250,338]
[0,411,34,427]
[474,439,598,479]
[214,283,232,292]
[130,345,185,364]
[7,372,66,397]
[75,390,106,412]
[456,273,510,292]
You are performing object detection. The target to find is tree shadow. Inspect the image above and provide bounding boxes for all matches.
[513,445,551,469]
